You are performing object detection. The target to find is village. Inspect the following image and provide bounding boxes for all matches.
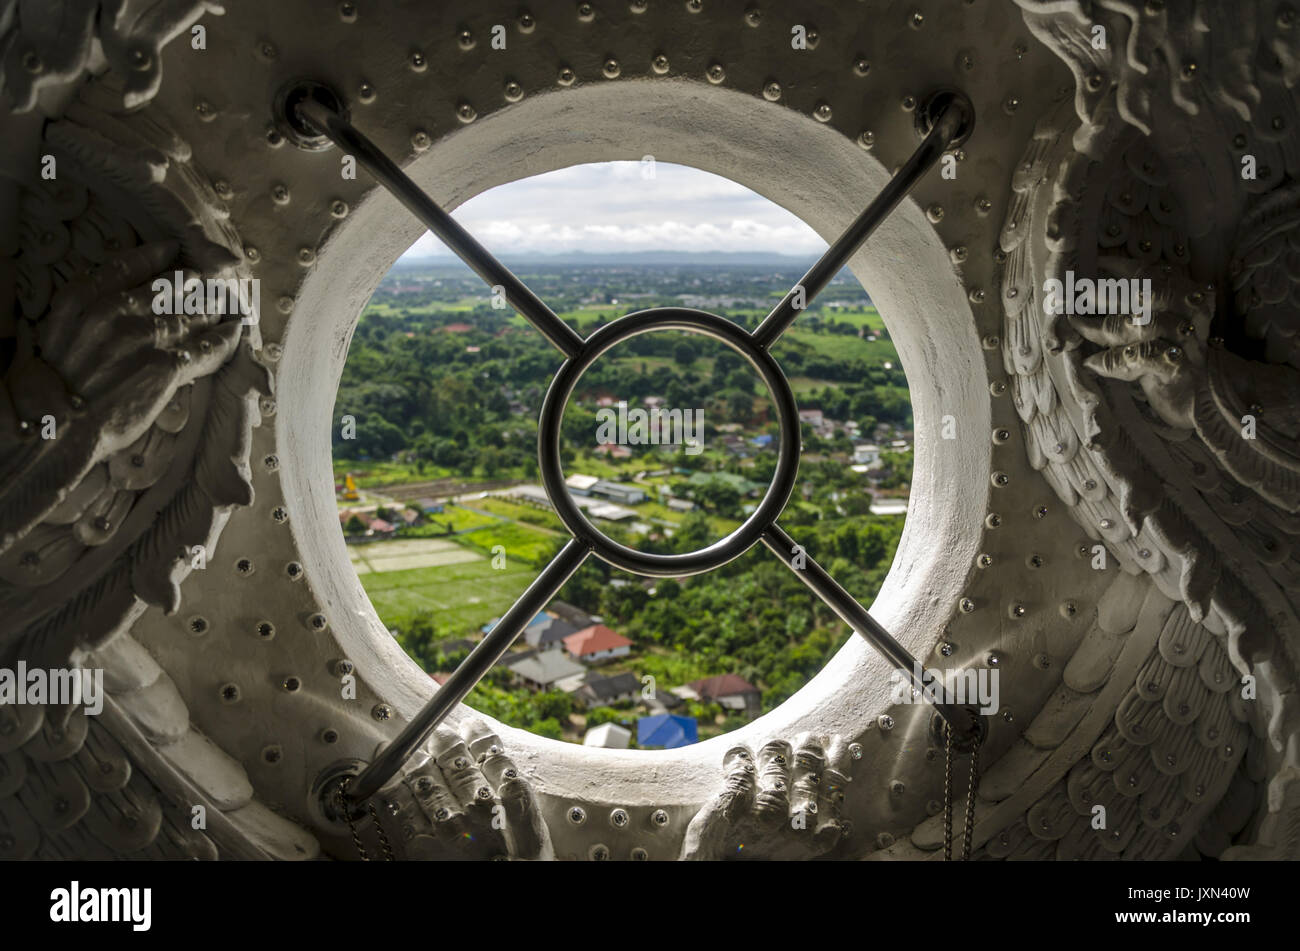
[335,392,912,748]
[332,258,914,745]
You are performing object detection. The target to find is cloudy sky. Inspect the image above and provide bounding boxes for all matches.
[402,161,826,258]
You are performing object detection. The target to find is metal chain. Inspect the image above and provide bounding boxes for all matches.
[368,798,395,862]
[338,777,369,861]
[943,721,954,862]
[337,775,394,862]
[943,716,984,861]
[962,733,982,861]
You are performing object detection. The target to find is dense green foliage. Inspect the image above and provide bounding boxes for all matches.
[335,298,911,473]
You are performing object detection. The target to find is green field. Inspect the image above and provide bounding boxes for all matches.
[364,299,883,334]
[471,496,566,531]
[333,458,452,487]
[817,306,885,330]
[778,327,898,364]
[565,448,685,480]
[563,451,627,480]
[634,498,740,538]
[423,504,500,533]
[455,519,562,566]
[787,376,845,396]
[360,556,537,633]
[365,297,483,317]
[507,307,625,332]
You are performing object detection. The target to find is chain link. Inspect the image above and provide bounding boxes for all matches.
[942,715,984,861]
[963,735,981,861]
[368,798,395,861]
[943,721,954,862]
[338,775,394,862]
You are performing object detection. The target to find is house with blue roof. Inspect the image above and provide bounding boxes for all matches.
[482,610,551,635]
[637,714,698,749]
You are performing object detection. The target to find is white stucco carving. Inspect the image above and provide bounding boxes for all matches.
[0,0,1294,860]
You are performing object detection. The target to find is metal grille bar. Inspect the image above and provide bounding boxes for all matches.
[285,86,980,809]
[295,98,585,359]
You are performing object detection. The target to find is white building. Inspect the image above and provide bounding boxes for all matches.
[565,473,600,496]
[869,498,909,516]
[583,723,632,749]
[853,444,882,467]
[591,480,646,505]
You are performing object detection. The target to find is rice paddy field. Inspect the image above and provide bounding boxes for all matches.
[357,548,537,633]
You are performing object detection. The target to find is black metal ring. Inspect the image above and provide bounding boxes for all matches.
[537,307,800,577]
[276,79,349,151]
[915,88,975,149]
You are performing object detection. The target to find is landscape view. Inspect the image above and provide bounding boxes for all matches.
[332,164,914,749]
[334,255,914,748]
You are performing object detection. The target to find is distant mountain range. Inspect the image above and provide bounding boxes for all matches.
[394,249,825,268]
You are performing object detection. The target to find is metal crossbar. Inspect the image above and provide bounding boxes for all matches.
[291,86,980,809]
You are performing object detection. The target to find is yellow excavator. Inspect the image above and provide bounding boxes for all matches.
[341,473,360,502]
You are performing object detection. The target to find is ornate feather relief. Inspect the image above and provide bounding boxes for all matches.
[0,80,269,670]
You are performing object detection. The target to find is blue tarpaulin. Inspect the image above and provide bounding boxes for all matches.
[481,610,550,634]
[637,714,698,749]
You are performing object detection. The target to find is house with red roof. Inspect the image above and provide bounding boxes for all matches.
[563,624,632,665]
[689,673,762,718]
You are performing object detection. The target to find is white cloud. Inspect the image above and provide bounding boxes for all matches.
[402,162,825,258]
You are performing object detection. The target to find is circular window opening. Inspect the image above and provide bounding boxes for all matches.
[331,161,914,748]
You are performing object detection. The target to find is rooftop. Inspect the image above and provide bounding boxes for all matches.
[689,673,760,700]
[508,651,586,686]
[637,714,698,749]
[583,723,632,749]
[524,615,581,648]
[548,600,600,628]
[482,610,550,634]
[574,671,641,703]
[565,624,633,657]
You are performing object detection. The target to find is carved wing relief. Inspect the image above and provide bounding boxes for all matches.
[1001,0,1300,859]
[1,0,1298,862]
